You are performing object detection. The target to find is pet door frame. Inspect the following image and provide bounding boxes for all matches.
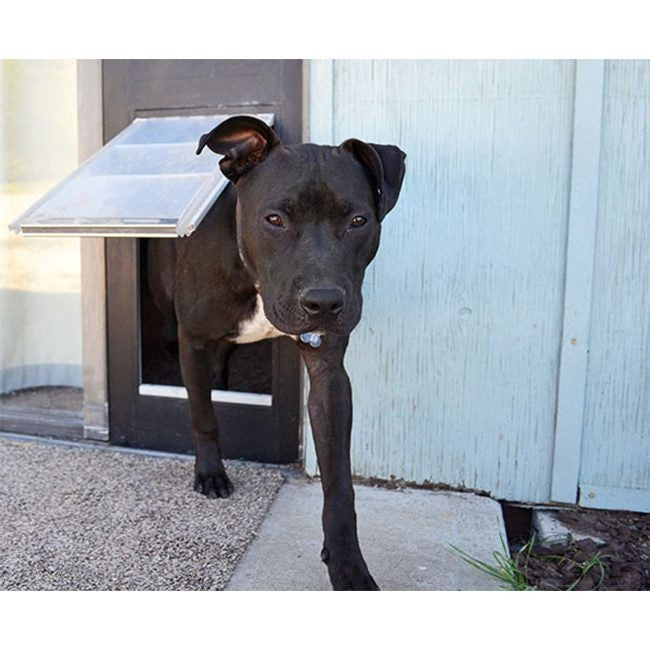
[102,59,303,461]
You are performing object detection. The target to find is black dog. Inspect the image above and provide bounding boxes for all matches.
[150,116,405,590]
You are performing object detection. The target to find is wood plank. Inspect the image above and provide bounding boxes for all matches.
[579,484,650,513]
[580,60,650,495]
[550,60,605,503]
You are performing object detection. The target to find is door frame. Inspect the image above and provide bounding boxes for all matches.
[78,59,110,442]
[99,59,303,462]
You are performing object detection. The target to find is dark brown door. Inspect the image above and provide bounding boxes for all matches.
[104,60,302,462]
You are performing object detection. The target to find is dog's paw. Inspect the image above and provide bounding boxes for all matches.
[194,469,233,499]
[321,547,380,591]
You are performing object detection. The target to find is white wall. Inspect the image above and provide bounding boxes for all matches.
[0,60,82,395]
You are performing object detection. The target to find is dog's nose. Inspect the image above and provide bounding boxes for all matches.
[300,288,345,317]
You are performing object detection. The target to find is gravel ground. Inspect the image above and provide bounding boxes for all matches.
[0,437,284,590]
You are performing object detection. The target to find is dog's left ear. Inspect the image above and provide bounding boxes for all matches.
[196,115,280,182]
[341,139,406,220]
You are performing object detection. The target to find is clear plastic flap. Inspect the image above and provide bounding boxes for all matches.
[10,113,274,237]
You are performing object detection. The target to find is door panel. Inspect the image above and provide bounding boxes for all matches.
[105,60,302,462]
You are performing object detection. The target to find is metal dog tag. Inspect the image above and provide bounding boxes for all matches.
[300,332,322,348]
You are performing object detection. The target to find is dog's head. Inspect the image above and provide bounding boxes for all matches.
[197,115,406,337]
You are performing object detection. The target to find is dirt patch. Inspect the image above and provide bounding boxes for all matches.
[510,508,650,591]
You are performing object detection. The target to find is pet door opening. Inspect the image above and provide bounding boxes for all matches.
[139,239,273,405]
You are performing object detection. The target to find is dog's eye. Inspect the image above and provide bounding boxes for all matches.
[265,214,284,227]
[350,215,367,228]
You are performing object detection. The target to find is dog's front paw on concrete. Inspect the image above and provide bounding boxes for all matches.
[321,547,380,591]
[193,469,233,499]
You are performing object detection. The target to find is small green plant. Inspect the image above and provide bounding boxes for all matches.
[451,533,608,591]
[450,532,537,591]
[548,549,607,591]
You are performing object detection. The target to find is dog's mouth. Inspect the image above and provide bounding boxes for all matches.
[267,300,355,338]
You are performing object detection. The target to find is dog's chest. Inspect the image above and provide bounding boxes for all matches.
[228,294,285,344]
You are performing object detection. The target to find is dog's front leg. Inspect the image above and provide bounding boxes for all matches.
[179,328,232,498]
[300,335,379,591]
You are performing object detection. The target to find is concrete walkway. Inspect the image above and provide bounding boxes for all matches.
[0,433,508,591]
[228,479,507,590]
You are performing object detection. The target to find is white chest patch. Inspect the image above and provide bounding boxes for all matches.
[229,294,286,344]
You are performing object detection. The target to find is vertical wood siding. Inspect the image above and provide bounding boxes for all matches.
[308,60,575,502]
[580,61,650,495]
[550,61,605,504]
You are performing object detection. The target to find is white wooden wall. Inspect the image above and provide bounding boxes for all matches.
[579,61,650,511]
[306,60,650,511]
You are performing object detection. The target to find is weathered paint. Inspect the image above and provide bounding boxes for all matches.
[551,60,605,504]
[579,484,650,513]
[306,60,650,512]
[307,60,575,502]
[579,61,650,510]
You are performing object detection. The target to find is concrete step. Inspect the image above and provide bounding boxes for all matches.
[227,479,507,590]
[532,508,606,547]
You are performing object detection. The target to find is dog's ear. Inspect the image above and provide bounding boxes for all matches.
[340,139,406,220]
[196,116,280,182]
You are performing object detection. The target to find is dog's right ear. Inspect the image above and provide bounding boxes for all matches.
[196,116,280,182]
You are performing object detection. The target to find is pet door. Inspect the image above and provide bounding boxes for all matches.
[11,112,276,411]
